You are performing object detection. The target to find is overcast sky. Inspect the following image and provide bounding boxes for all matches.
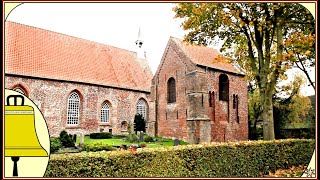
[6,3,315,96]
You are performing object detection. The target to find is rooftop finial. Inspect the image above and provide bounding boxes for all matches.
[135,27,143,48]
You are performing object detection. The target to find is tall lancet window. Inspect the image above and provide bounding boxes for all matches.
[101,102,110,123]
[167,77,176,103]
[219,74,229,101]
[67,92,80,125]
[136,99,147,121]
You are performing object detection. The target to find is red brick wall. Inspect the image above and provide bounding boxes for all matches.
[206,70,248,142]
[153,43,195,141]
[5,75,151,137]
[153,42,248,143]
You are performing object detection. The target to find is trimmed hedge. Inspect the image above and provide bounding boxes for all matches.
[44,139,314,177]
[89,132,112,139]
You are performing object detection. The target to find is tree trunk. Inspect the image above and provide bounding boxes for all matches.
[259,8,283,141]
[261,92,275,140]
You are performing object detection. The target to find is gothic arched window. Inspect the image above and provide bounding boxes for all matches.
[219,74,229,101]
[67,92,80,125]
[101,102,110,123]
[12,84,28,96]
[136,99,147,121]
[167,77,176,103]
[121,121,128,131]
[14,88,25,95]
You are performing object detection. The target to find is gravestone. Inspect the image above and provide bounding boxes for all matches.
[139,131,144,142]
[122,144,127,150]
[79,133,85,147]
[73,134,77,142]
[173,138,180,146]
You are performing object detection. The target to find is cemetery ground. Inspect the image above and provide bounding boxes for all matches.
[75,135,189,149]
[51,132,189,154]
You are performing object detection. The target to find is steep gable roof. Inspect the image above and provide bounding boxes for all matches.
[5,21,152,92]
[170,37,241,74]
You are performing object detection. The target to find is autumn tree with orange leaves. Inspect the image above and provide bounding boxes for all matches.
[173,3,315,140]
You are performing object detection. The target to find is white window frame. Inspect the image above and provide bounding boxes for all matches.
[136,99,147,121]
[14,88,25,95]
[67,92,80,125]
[101,102,110,123]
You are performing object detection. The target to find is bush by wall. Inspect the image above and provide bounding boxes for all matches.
[89,132,112,139]
[50,137,62,153]
[45,139,314,177]
[59,130,75,148]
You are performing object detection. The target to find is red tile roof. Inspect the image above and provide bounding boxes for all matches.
[5,21,152,92]
[171,37,240,74]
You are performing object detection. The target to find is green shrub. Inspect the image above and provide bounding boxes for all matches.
[126,133,138,143]
[89,132,112,139]
[59,130,75,147]
[143,134,155,142]
[45,139,314,177]
[112,134,127,139]
[50,137,62,153]
[82,142,115,152]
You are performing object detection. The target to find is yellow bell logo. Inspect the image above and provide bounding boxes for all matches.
[4,90,50,177]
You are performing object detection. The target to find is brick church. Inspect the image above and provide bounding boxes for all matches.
[5,21,248,143]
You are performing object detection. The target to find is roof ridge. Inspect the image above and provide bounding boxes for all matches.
[5,20,153,91]
[5,20,137,54]
[169,37,241,74]
[170,37,195,65]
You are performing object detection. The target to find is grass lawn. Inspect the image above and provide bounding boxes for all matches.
[76,136,188,148]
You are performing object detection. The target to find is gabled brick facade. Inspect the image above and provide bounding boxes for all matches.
[5,22,248,143]
[5,21,154,137]
[151,37,248,143]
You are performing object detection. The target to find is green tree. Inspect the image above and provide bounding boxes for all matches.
[284,32,315,91]
[248,88,263,140]
[134,114,146,133]
[273,75,312,138]
[173,3,314,140]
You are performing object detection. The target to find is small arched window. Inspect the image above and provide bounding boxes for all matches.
[167,77,176,103]
[121,121,128,131]
[101,102,110,123]
[12,84,28,96]
[14,88,26,95]
[137,99,147,121]
[219,74,229,101]
[67,92,80,125]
